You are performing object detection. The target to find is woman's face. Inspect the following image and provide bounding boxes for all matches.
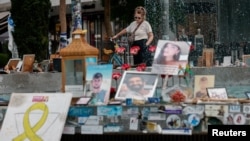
[163,43,180,58]
[134,13,143,23]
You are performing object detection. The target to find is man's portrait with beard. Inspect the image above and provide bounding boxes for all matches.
[115,72,158,101]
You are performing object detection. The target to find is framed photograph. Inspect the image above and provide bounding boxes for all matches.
[194,75,215,98]
[21,54,35,72]
[85,64,113,105]
[6,58,21,70]
[242,55,250,67]
[245,91,250,99]
[115,71,158,101]
[151,40,191,75]
[206,87,228,100]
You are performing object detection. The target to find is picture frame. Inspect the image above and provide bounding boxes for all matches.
[21,54,35,72]
[85,64,113,105]
[206,87,228,100]
[194,75,215,98]
[245,91,250,99]
[115,71,158,101]
[0,93,72,141]
[151,40,191,75]
[242,55,250,67]
[6,58,21,70]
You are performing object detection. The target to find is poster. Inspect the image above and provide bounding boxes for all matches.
[0,93,72,141]
[151,40,191,75]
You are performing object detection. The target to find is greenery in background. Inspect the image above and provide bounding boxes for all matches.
[110,0,144,27]
[145,0,163,45]
[0,43,11,68]
[10,0,51,62]
[169,0,187,33]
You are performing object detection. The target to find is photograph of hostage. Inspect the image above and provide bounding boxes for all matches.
[155,42,182,65]
[152,40,190,75]
[194,75,215,99]
[115,72,158,101]
[88,72,109,105]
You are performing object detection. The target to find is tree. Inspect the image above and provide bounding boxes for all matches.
[104,0,112,38]
[59,0,67,51]
[10,0,51,61]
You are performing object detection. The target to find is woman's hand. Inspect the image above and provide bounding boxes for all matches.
[112,35,118,40]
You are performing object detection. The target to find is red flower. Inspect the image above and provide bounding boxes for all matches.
[161,74,166,78]
[110,87,116,94]
[170,90,186,103]
[130,46,140,55]
[161,74,173,79]
[112,72,122,80]
[136,63,147,71]
[109,87,117,99]
[115,46,126,54]
[190,44,195,51]
[148,45,156,53]
[121,63,131,70]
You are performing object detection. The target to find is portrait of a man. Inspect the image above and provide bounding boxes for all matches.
[115,71,158,101]
[194,75,215,98]
[85,64,113,105]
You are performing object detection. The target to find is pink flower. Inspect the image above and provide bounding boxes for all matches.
[115,46,126,54]
[130,46,140,55]
[136,63,147,71]
[148,45,156,53]
[112,72,122,80]
[121,63,131,70]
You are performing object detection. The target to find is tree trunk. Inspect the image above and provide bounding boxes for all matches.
[104,0,113,38]
[59,0,67,50]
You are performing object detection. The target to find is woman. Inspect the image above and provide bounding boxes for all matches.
[156,42,181,65]
[112,6,154,66]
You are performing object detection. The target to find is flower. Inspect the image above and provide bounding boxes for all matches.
[109,87,117,99]
[112,72,122,80]
[148,45,156,53]
[110,87,116,94]
[190,44,195,51]
[130,46,140,55]
[160,74,173,79]
[136,63,147,71]
[170,90,186,103]
[121,63,131,70]
[115,46,126,54]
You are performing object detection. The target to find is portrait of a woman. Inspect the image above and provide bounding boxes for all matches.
[155,42,181,65]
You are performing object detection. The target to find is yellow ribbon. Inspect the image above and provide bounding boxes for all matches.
[13,102,49,141]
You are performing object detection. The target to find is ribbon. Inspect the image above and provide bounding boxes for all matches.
[13,102,49,141]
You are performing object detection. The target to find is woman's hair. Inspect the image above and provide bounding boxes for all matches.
[134,6,146,19]
[156,42,181,64]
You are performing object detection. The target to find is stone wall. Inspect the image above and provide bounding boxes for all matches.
[0,67,250,99]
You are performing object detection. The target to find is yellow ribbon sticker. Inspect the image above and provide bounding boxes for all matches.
[13,102,49,141]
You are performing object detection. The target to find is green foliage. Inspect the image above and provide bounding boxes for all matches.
[169,1,187,33]
[10,0,51,62]
[110,0,144,26]
[145,0,163,45]
[0,53,9,68]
